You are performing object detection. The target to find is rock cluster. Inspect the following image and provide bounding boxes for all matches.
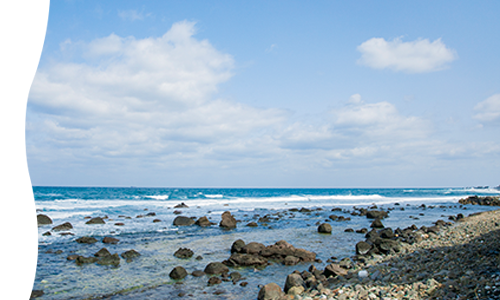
[223,239,316,268]
[459,195,500,206]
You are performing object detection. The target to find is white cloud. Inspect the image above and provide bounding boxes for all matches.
[474,94,500,124]
[357,37,457,73]
[118,9,148,21]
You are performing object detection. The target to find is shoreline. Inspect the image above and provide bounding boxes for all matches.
[275,208,500,300]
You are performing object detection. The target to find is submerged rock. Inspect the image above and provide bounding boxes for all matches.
[204,262,229,275]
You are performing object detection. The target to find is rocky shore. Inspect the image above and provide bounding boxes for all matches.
[260,208,500,300]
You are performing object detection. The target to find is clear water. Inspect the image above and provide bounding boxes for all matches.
[34,186,500,299]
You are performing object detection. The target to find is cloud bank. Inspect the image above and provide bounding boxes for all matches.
[474,94,500,124]
[357,37,457,73]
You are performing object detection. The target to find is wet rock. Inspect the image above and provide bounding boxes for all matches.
[66,254,79,260]
[75,236,97,244]
[219,211,237,229]
[379,227,394,238]
[174,248,194,259]
[97,253,120,266]
[52,222,73,232]
[121,249,140,260]
[284,273,305,293]
[114,222,125,226]
[356,228,368,234]
[224,253,268,267]
[192,270,205,277]
[102,237,119,244]
[94,248,111,257]
[324,263,348,277]
[242,242,265,254]
[152,219,161,223]
[208,277,222,286]
[76,256,98,265]
[366,210,389,219]
[173,216,195,226]
[344,228,354,232]
[284,255,300,266]
[37,214,52,226]
[258,282,285,300]
[174,202,189,208]
[30,290,44,298]
[231,239,246,253]
[170,266,188,280]
[42,231,51,236]
[85,217,105,225]
[195,216,213,227]
[318,223,332,233]
[356,241,372,256]
[370,218,385,228]
[204,262,229,275]
[246,221,258,227]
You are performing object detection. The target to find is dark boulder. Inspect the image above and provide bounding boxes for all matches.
[195,216,213,227]
[102,237,119,244]
[30,290,44,298]
[246,222,258,227]
[121,249,140,260]
[37,214,52,226]
[283,255,300,266]
[97,253,120,266]
[224,253,268,267]
[366,210,389,219]
[219,211,237,229]
[75,236,97,244]
[170,266,188,280]
[75,256,98,265]
[379,228,394,239]
[231,239,245,253]
[174,202,189,208]
[204,262,229,275]
[85,217,105,225]
[242,242,265,255]
[174,248,194,259]
[318,223,332,234]
[52,222,73,232]
[355,241,372,256]
[370,219,384,229]
[94,248,111,257]
[173,216,195,226]
[208,277,222,286]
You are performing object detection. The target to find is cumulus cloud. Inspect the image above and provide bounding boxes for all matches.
[474,94,500,124]
[357,37,457,73]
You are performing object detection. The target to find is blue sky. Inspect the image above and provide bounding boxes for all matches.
[25,0,500,187]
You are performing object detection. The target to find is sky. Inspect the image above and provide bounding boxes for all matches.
[25,0,500,187]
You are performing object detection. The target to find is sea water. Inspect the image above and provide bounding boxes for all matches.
[33,186,500,299]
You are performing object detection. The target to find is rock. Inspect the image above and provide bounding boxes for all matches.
[114,222,125,226]
[173,216,195,226]
[208,277,222,286]
[366,210,389,219]
[145,212,156,217]
[379,227,394,238]
[242,242,265,254]
[356,228,368,234]
[240,281,248,287]
[324,263,348,277]
[97,253,120,266]
[174,202,189,208]
[85,217,105,225]
[153,219,161,223]
[224,253,268,267]
[231,239,246,253]
[75,236,98,244]
[174,248,194,259]
[284,273,305,293]
[102,237,119,244]
[370,218,384,228]
[75,256,98,265]
[344,228,354,232]
[121,249,140,260]
[339,257,353,269]
[170,266,188,280]
[37,214,52,226]
[246,222,258,227]
[204,262,229,275]
[30,290,44,298]
[52,222,73,231]
[318,223,332,233]
[94,248,111,257]
[195,216,213,227]
[42,231,51,236]
[283,255,300,266]
[67,254,79,260]
[192,270,205,277]
[258,282,285,300]
[355,241,372,255]
[219,211,237,229]
[230,272,242,283]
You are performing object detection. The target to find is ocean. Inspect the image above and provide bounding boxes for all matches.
[34,186,500,299]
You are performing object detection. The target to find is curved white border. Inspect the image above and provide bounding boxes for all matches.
[0,1,49,299]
